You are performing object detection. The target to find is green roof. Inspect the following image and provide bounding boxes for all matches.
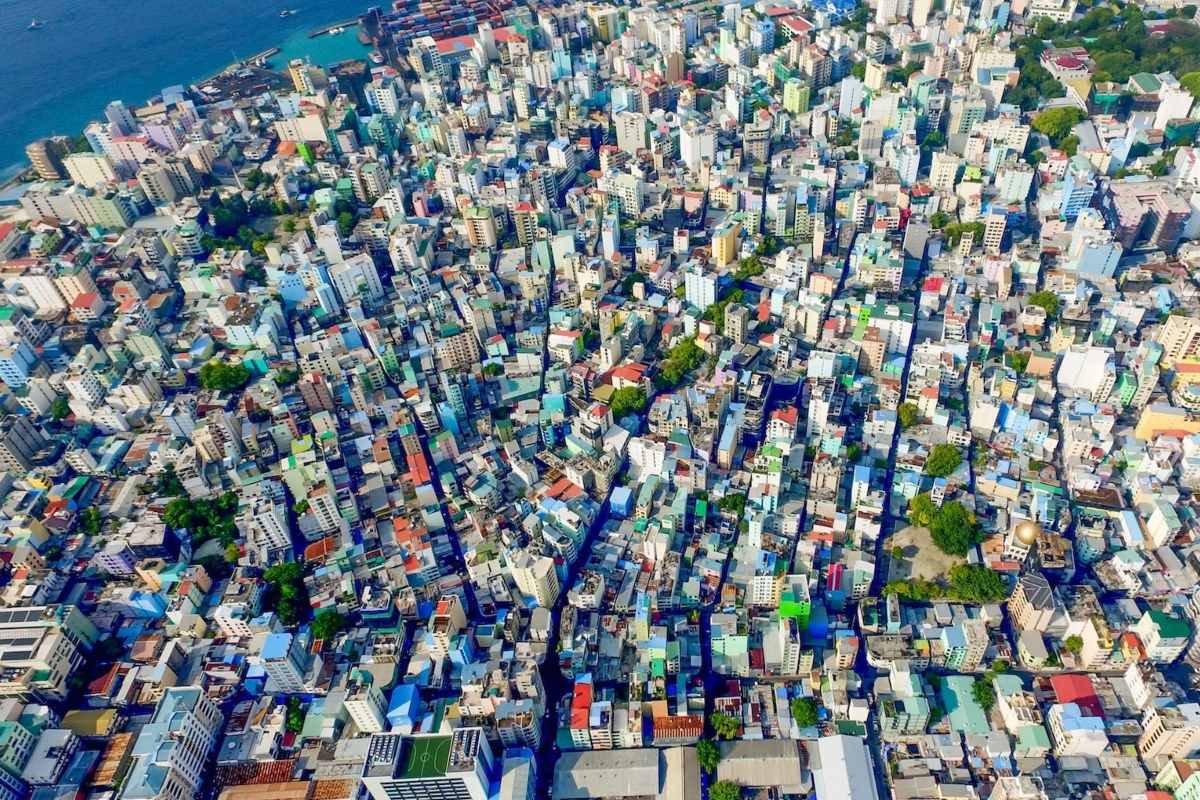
[1149,609,1191,641]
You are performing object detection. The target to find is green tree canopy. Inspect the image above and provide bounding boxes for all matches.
[199,359,252,393]
[696,738,721,774]
[50,396,71,421]
[311,609,347,641]
[264,562,310,626]
[898,402,920,429]
[608,386,648,420]
[1028,290,1060,317]
[790,697,819,728]
[163,492,239,547]
[929,500,983,556]
[947,564,1008,603]
[1032,107,1086,148]
[710,712,740,740]
[710,781,742,800]
[655,337,707,389]
[717,493,747,517]
[925,444,963,478]
[972,678,997,712]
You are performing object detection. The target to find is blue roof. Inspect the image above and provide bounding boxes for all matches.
[261,632,293,661]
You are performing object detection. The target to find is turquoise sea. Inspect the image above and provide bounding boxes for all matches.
[0,0,372,179]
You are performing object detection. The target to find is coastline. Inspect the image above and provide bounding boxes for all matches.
[0,15,369,184]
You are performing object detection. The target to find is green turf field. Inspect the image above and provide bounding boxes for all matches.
[400,735,451,779]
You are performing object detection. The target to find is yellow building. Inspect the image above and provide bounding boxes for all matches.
[1134,403,1200,441]
[711,219,742,268]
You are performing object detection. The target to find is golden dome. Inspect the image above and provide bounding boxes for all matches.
[1014,520,1041,546]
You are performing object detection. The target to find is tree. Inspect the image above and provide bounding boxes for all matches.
[928,211,952,230]
[621,271,647,296]
[1032,107,1086,147]
[947,564,1008,603]
[655,337,707,389]
[925,444,962,478]
[696,738,721,774]
[717,493,747,517]
[195,553,232,581]
[264,562,310,626]
[891,546,905,561]
[224,543,241,563]
[930,501,983,556]
[285,697,305,733]
[733,255,765,281]
[898,402,920,430]
[199,359,252,393]
[164,492,239,548]
[50,396,71,421]
[608,386,648,420]
[337,211,355,237]
[850,61,867,79]
[1006,350,1031,373]
[972,678,997,712]
[94,637,127,662]
[155,464,185,497]
[274,368,300,387]
[311,609,347,641]
[711,781,742,800]
[1028,290,1060,317]
[1063,635,1084,655]
[790,697,819,728]
[80,507,104,536]
[1183,71,1200,96]
[710,712,740,740]
[907,493,938,528]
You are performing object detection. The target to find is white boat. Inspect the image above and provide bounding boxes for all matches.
[28,17,45,30]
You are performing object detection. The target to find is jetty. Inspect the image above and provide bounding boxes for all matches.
[307,18,359,38]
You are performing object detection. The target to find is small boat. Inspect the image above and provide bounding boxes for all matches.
[328,26,343,34]
[368,50,385,65]
[278,8,297,17]
[28,17,45,30]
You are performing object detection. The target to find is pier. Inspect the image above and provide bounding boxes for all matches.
[307,18,359,38]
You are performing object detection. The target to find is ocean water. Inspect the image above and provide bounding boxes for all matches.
[0,0,372,178]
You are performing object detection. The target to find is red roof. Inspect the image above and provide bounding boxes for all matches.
[1050,674,1104,717]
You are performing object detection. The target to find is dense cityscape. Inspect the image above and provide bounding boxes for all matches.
[0,0,1199,799]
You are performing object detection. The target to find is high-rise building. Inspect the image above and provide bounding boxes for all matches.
[743,119,771,163]
[122,688,223,800]
[464,206,498,249]
[0,416,47,472]
[1157,314,1200,367]
[345,676,390,734]
[260,632,313,693]
[983,210,1007,254]
[288,58,315,94]
[615,110,648,156]
[25,138,69,181]
[859,120,883,161]
[725,303,749,344]
[510,553,561,607]
[711,219,741,268]
[362,728,495,800]
[685,263,717,309]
